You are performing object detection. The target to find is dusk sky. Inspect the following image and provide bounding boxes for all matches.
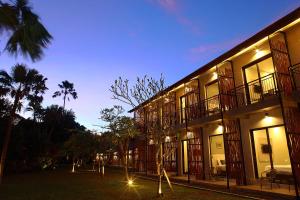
[1,0,300,131]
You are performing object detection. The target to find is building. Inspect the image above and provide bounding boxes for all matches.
[129,7,300,198]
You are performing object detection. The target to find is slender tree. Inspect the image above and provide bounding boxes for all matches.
[0,0,52,61]
[53,80,78,109]
[110,75,172,195]
[110,74,165,107]
[0,64,45,183]
[100,106,140,181]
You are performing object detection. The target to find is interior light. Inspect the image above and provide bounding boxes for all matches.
[165,136,170,142]
[149,139,154,145]
[273,127,281,136]
[187,131,194,139]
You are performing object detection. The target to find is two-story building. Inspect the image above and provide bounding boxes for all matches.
[129,7,300,198]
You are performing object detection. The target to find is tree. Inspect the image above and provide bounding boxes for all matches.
[53,80,78,109]
[26,74,48,122]
[41,105,78,145]
[100,106,140,181]
[0,64,45,183]
[110,74,165,107]
[0,0,52,61]
[110,74,173,195]
[63,130,96,171]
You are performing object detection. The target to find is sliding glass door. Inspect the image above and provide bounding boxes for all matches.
[209,134,226,177]
[251,126,291,178]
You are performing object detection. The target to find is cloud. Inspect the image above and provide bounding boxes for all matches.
[148,0,201,35]
[188,38,243,62]
[156,0,179,13]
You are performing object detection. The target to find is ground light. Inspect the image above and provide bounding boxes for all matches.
[128,179,134,186]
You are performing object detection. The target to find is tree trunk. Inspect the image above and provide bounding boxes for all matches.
[120,141,129,181]
[124,155,129,181]
[156,143,163,196]
[63,95,66,110]
[0,94,19,184]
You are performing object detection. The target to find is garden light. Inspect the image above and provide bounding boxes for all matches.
[128,179,134,186]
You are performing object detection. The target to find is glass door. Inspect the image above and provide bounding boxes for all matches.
[180,96,186,124]
[205,81,219,114]
[243,56,276,104]
[251,126,291,178]
[182,140,189,174]
[209,134,226,177]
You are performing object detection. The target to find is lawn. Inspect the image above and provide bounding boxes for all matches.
[0,167,248,200]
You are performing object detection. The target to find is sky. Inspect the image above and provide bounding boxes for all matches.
[1,0,300,132]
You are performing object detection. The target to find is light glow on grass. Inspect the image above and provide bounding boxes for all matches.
[128,179,134,186]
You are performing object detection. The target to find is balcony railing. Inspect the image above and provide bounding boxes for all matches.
[290,63,300,91]
[182,73,279,123]
[181,95,221,124]
[144,73,285,129]
[233,73,278,107]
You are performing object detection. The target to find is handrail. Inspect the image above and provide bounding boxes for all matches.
[290,63,300,90]
[147,72,284,127]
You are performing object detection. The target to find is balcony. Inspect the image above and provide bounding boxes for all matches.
[182,73,281,124]
[234,73,278,107]
[180,95,222,125]
[290,63,300,91]
[145,73,288,129]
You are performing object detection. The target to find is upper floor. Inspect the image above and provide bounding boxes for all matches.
[131,7,300,134]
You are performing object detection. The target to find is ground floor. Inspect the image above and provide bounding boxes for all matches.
[131,107,299,198]
[0,167,249,200]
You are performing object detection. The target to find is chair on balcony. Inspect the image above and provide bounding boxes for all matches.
[260,168,280,190]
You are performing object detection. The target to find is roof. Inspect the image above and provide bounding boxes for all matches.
[129,6,300,113]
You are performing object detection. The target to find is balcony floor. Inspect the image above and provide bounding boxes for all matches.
[169,174,296,199]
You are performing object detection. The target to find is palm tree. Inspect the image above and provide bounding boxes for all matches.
[0,0,52,61]
[0,64,45,183]
[53,80,78,109]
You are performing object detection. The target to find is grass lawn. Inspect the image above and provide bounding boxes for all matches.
[0,167,248,200]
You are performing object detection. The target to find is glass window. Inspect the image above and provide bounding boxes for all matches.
[252,129,270,177]
[251,126,291,178]
[268,127,291,171]
[206,82,219,98]
[244,57,276,104]
[205,81,220,112]
[210,135,226,176]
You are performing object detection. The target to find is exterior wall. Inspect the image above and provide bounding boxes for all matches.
[232,40,271,87]
[286,22,300,66]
